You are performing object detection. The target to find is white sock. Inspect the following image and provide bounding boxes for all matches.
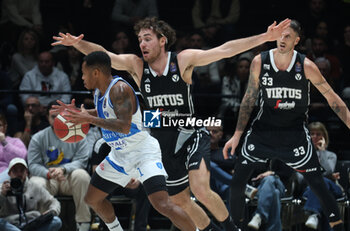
[106,217,123,231]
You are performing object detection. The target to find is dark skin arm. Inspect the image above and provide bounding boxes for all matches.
[66,81,136,134]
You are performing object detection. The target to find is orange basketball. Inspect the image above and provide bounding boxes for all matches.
[53,110,90,143]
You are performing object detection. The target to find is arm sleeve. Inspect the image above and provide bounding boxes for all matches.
[3,138,27,163]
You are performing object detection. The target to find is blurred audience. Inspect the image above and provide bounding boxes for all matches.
[192,0,240,43]
[19,51,71,107]
[309,57,335,123]
[9,28,39,89]
[0,158,61,231]
[0,114,27,183]
[207,125,235,211]
[14,96,49,147]
[219,55,250,138]
[307,36,342,90]
[27,101,91,231]
[0,0,43,48]
[0,70,19,136]
[189,30,222,118]
[110,0,158,33]
[303,122,343,230]
[246,160,294,231]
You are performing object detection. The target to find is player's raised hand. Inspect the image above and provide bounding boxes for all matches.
[65,104,91,126]
[52,32,84,46]
[50,99,77,115]
[264,18,291,41]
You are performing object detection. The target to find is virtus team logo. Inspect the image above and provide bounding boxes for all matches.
[143,109,221,128]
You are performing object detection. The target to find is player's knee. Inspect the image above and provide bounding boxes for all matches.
[192,186,210,203]
[84,193,99,207]
[152,200,173,216]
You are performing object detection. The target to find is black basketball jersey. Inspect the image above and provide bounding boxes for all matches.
[252,49,309,128]
[140,52,194,116]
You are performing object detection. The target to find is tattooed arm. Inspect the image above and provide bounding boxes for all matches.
[66,81,136,134]
[305,58,350,129]
[223,55,261,158]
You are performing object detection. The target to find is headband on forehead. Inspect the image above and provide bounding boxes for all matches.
[150,26,168,44]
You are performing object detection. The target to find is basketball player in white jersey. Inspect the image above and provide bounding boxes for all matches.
[51,51,195,231]
[52,17,291,231]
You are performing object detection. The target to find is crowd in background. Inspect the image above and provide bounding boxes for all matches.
[0,0,350,230]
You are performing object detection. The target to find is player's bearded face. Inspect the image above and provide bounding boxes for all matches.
[138,29,161,62]
[277,28,298,53]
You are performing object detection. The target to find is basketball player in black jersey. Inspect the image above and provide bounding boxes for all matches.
[223,20,350,230]
[52,17,291,231]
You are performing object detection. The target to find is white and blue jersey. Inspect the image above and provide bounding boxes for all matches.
[94,76,167,186]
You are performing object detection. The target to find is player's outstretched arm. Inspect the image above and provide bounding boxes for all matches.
[305,58,350,129]
[52,33,142,86]
[223,55,261,159]
[180,19,291,68]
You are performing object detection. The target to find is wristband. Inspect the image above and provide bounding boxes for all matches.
[47,172,51,180]
[24,128,31,133]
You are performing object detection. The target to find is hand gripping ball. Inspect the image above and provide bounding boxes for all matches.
[53,110,90,143]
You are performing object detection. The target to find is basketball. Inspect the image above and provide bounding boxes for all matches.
[53,110,90,143]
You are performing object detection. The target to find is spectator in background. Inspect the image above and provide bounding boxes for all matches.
[0,70,19,136]
[0,158,61,231]
[54,46,92,107]
[207,125,235,211]
[309,57,335,123]
[0,114,27,183]
[189,30,222,119]
[27,101,91,231]
[192,0,240,43]
[0,0,42,47]
[110,30,139,55]
[246,160,294,231]
[298,0,333,39]
[219,55,251,138]
[307,36,342,90]
[337,24,350,91]
[303,122,343,230]
[110,0,158,33]
[305,21,339,55]
[14,96,49,147]
[91,138,151,231]
[19,51,71,108]
[9,28,39,89]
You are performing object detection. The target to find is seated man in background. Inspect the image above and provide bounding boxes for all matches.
[14,96,49,147]
[246,159,294,231]
[0,157,61,231]
[91,137,151,231]
[27,101,91,231]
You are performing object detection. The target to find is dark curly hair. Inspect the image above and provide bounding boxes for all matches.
[134,17,176,51]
